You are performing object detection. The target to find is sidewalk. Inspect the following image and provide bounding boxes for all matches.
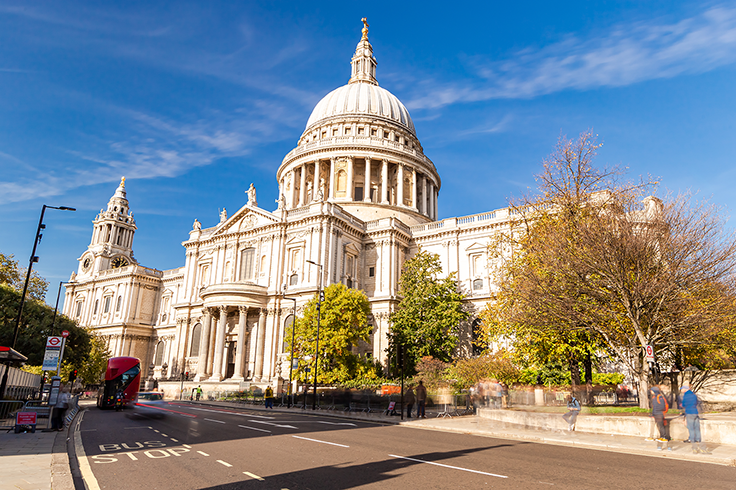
[195,399,736,466]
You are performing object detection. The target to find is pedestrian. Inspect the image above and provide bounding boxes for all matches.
[679,384,706,454]
[416,380,427,418]
[264,385,274,409]
[196,385,202,401]
[51,386,70,431]
[650,385,671,451]
[405,385,416,418]
[562,394,581,431]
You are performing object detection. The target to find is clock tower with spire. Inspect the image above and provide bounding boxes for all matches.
[77,177,138,276]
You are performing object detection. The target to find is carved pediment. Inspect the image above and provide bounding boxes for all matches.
[465,242,487,253]
[212,204,278,237]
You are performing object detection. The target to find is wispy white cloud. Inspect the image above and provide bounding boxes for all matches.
[408,6,736,109]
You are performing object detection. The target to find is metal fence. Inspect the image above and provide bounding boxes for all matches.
[0,365,42,400]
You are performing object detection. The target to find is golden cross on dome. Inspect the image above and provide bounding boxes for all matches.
[120,176,126,187]
[361,17,369,40]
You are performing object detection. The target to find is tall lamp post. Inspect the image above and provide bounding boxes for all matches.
[50,281,70,337]
[281,287,297,408]
[306,260,323,410]
[0,204,75,400]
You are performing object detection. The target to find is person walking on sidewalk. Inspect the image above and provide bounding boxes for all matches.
[196,385,202,401]
[416,380,427,418]
[562,394,581,431]
[650,385,671,451]
[679,384,706,453]
[404,385,416,418]
[264,386,274,409]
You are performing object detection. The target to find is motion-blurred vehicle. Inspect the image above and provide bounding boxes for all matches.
[128,391,166,420]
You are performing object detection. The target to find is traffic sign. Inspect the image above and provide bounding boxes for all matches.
[46,336,62,348]
[645,345,655,362]
[61,330,69,338]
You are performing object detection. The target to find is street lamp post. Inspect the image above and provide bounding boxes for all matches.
[306,260,323,410]
[282,288,297,408]
[0,204,75,400]
[50,281,70,337]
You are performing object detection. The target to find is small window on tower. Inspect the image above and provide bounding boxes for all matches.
[357,127,364,135]
[371,128,377,136]
[322,131,327,139]
[344,127,351,135]
[332,128,338,136]
[369,266,375,278]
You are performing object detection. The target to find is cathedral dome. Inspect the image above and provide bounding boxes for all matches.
[305,83,415,135]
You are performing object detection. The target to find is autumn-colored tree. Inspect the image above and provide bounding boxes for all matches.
[388,250,470,375]
[483,131,736,408]
[0,252,49,301]
[286,283,376,385]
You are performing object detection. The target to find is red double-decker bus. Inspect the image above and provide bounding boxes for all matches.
[97,357,141,409]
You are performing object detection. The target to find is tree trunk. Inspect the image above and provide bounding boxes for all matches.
[583,352,593,406]
[569,357,581,399]
[637,356,650,409]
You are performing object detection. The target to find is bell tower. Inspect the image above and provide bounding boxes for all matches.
[77,177,138,276]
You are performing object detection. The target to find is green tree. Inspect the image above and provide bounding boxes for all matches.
[77,332,111,385]
[286,283,374,385]
[388,250,470,374]
[0,252,49,301]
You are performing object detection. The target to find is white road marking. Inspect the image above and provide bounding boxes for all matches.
[197,451,210,456]
[316,421,357,427]
[161,433,168,437]
[388,454,507,479]
[153,429,160,433]
[217,460,232,467]
[186,407,274,419]
[292,436,349,448]
[204,418,226,424]
[239,425,271,433]
[183,444,192,448]
[170,438,179,442]
[243,471,264,481]
[248,420,297,429]
[124,427,146,429]
[73,412,102,490]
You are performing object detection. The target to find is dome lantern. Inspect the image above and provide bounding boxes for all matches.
[349,18,378,86]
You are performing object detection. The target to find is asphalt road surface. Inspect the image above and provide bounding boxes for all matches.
[77,401,735,489]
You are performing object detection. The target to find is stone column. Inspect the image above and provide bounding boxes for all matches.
[381,160,389,204]
[254,308,267,380]
[196,308,212,380]
[397,163,405,207]
[347,156,354,200]
[411,167,417,210]
[421,174,427,216]
[431,183,437,220]
[299,164,307,206]
[364,157,372,202]
[210,306,228,381]
[233,306,248,380]
[328,158,335,200]
[312,160,320,201]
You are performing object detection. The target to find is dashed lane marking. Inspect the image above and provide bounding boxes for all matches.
[316,421,357,427]
[176,406,275,419]
[292,436,349,448]
[183,444,192,448]
[217,460,232,467]
[239,425,271,433]
[388,454,508,479]
[161,433,168,437]
[170,438,179,442]
[248,420,297,429]
[243,471,264,481]
[204,418,226,424]
[153,429,160,433]
[197,451,210,456]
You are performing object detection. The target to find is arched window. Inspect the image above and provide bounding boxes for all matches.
[289,273,298,286]
[336,169,347,193]
[94,299,99,315]
[116,296,123,312]
[189,323,202,357]
[103,296,111,313]
[473,278,483,290]
[239,248,255,281]
[282,315,294,353]
[154,341,165,365]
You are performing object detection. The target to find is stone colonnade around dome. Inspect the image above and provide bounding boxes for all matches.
[281,156,438,221]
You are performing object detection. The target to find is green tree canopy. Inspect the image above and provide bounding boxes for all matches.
[286,283,376,385]
[0,252,49,301]
[388,249,470,374]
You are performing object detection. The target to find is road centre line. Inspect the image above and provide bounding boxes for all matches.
[170,438,179,442]
[239,425,271,433]
[243,472,264,481]
[161,433,168,437]
[316,421,357,427]
[204,418,226,424]
[183,444,192,448]
[197,451,210,456]
[217,460,233,467]
[292,435,349,448]
[388,454,508,479]
[179,406,274,419]
[248,420,297,429]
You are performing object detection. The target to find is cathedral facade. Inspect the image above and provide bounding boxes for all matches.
[63,22,514,392]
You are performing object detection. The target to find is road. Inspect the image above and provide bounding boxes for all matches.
[76,401,735,489]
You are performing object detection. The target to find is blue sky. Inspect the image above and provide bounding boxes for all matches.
[1,1,735,304]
